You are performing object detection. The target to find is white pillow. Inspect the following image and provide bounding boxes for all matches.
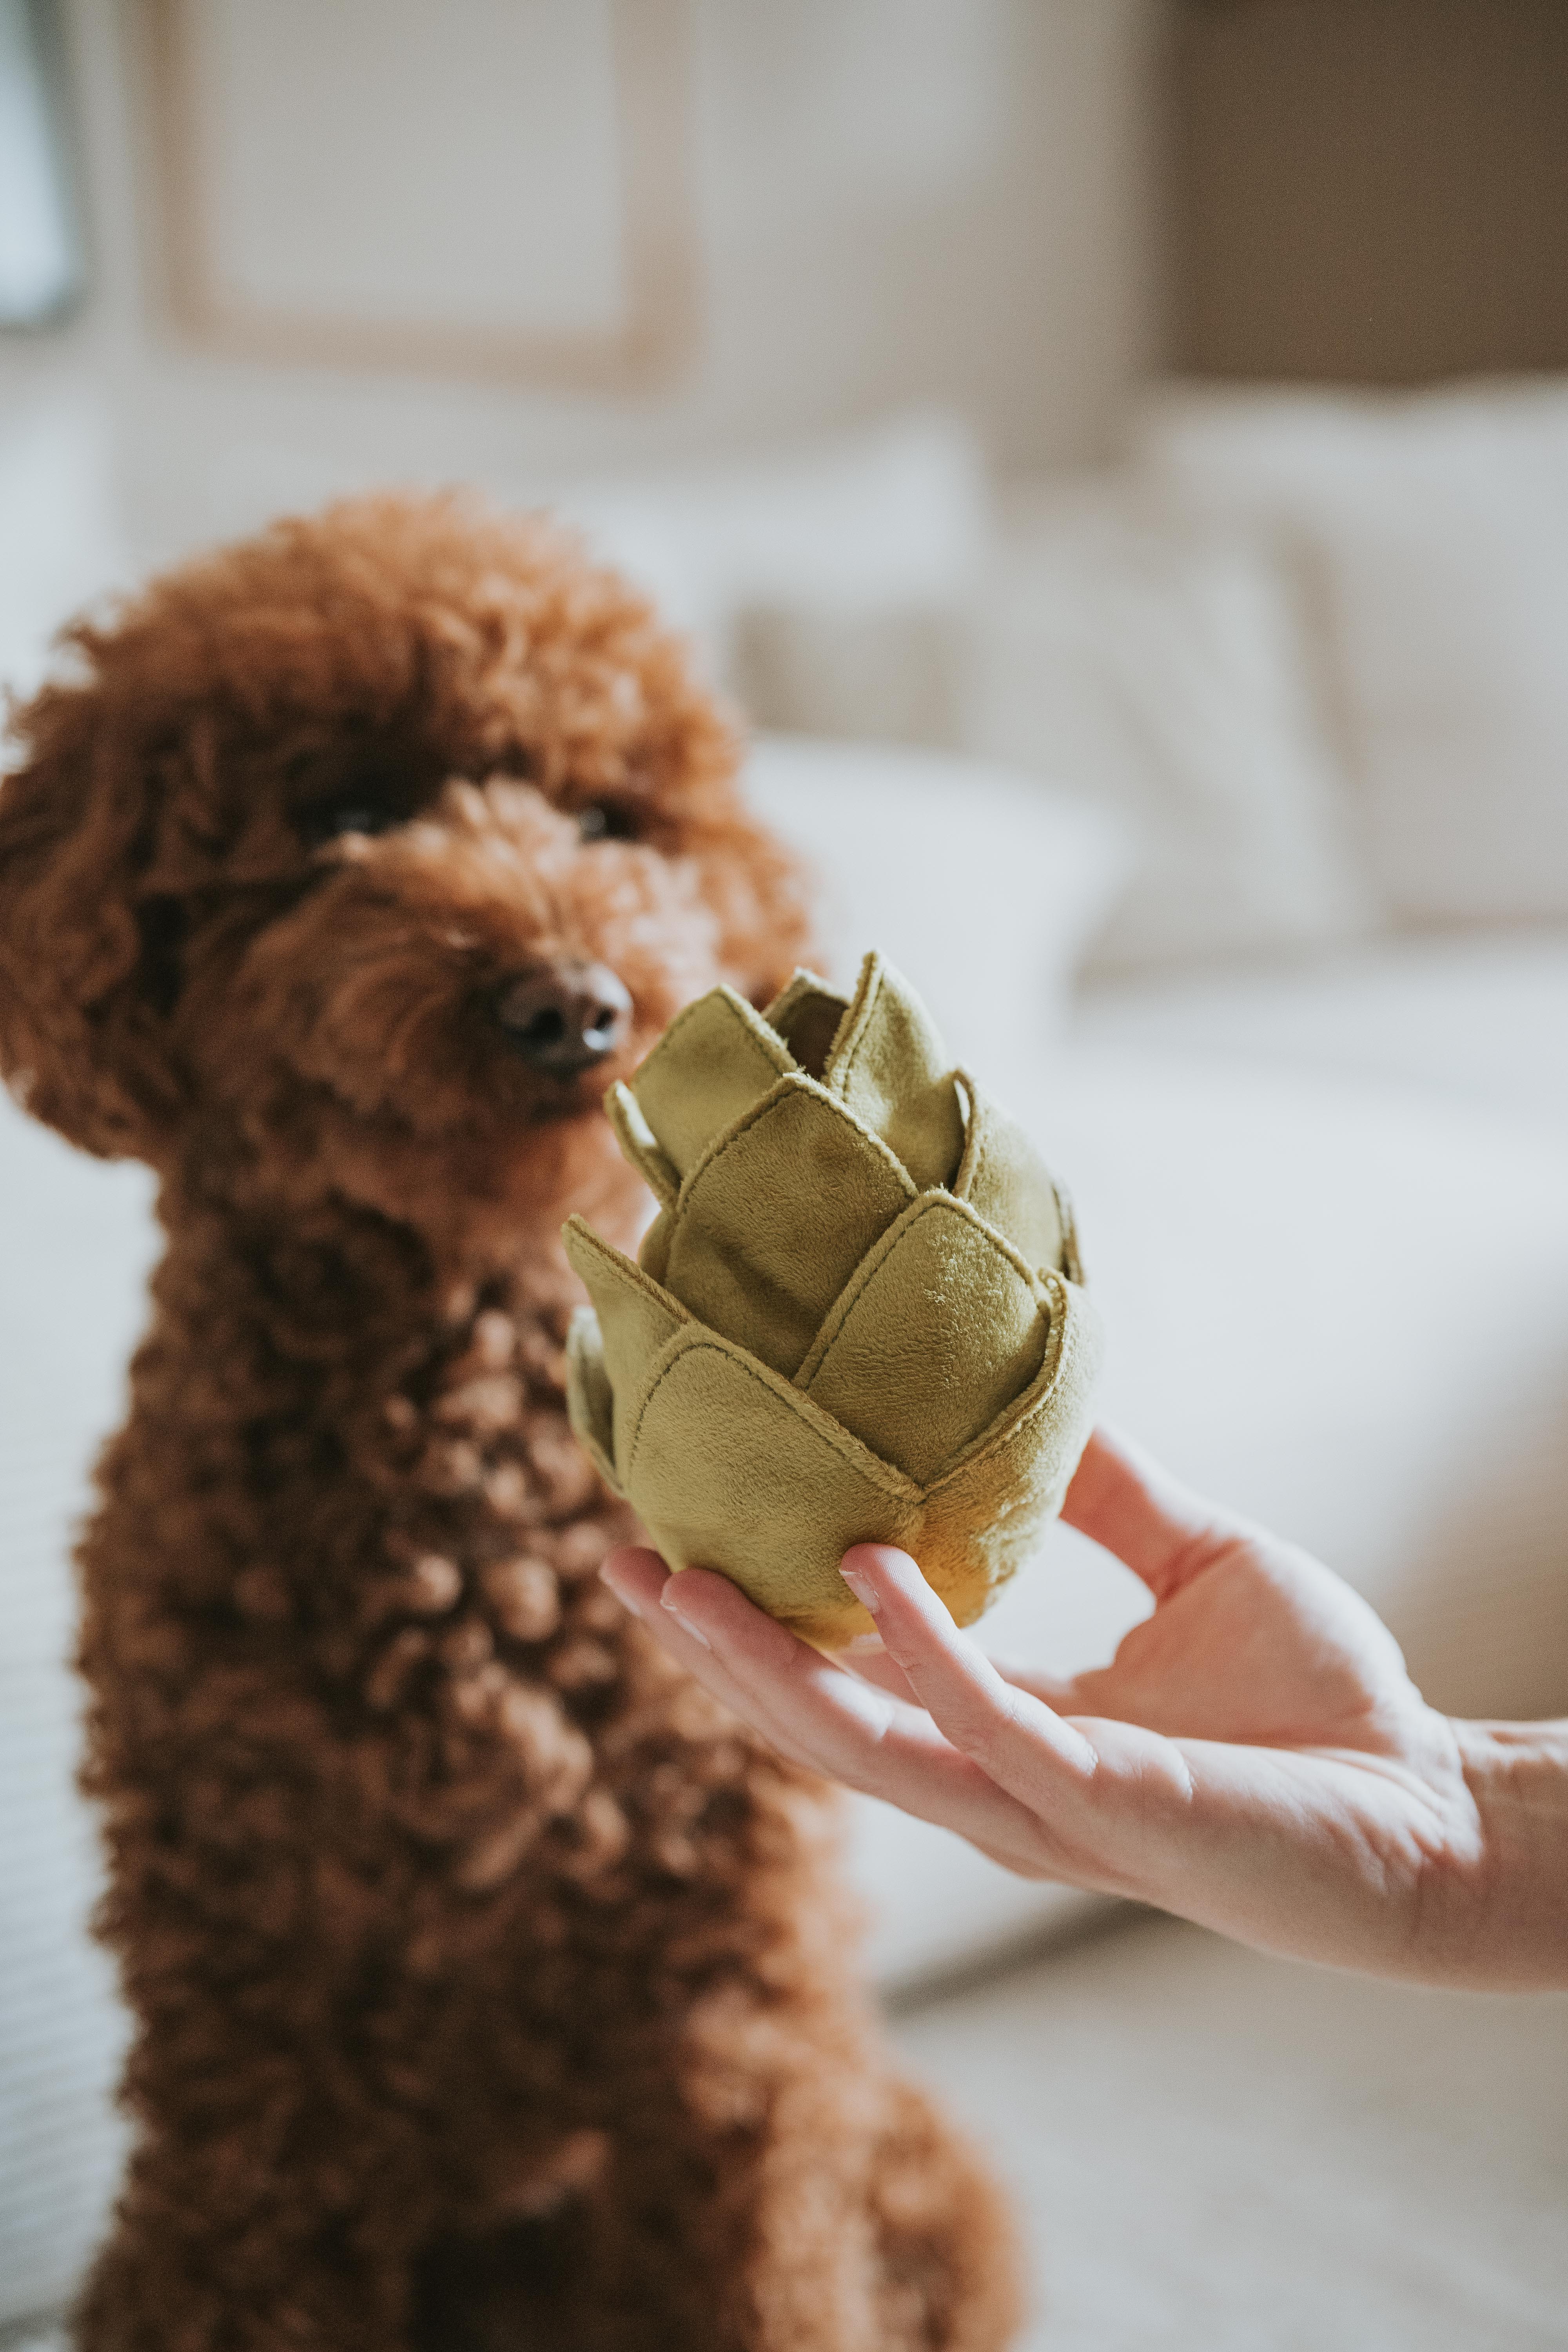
[731,599,966,749]
[1138,381,1568,926]
[959,481,1374,972]
[205,410,992,691]
[555,410,991,683]
[741,735,1131,1091]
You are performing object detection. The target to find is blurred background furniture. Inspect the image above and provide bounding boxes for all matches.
[5,4,1568,2345]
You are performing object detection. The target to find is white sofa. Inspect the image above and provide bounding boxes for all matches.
[746,740,1568,1989]
[9,733,1568,2316]
[6,390,1568,2330]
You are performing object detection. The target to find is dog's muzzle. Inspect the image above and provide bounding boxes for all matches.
[494,960,633,1075]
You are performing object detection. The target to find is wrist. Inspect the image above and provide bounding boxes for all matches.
[1447,1716,1568,1989]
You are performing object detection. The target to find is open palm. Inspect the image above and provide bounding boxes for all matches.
[603,1428,1533,1986]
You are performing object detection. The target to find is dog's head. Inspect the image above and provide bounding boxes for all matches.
[0,495,809,1237]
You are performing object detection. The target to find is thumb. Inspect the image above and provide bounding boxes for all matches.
[1062,1425,1253,1602]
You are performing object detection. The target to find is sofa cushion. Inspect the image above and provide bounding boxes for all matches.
[1076,931,1568,1140]
[1139,380,1568,928]
[958,482,1375,973]
[741,735,1131,1093]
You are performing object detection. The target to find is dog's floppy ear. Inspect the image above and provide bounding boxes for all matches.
[0,664,185,1162]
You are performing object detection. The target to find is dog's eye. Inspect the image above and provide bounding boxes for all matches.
[301,796,401,846]
[577,801,641,844]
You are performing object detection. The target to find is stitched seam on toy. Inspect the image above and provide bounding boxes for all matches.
[794,1191,949,1391]
[794,1190,1029,1397]
[634,989,796,1131]
[714,985,797,1073]
[835,962,884,1100]
[649,983,791,1066]
[563,1217,691,1327]
[924,1273,1091,1492]
[1052,1178,1083,1285]
[626,1332,917,1500]
[822,954,881,1096]
[608,1087,677,1206]
[951,1069,984,1202]
[803,1202,1051,1483]
[671,1071,916,1218]
[822,991,857,1073]
[947,1087,1071,1277]
[832,968,961,1190]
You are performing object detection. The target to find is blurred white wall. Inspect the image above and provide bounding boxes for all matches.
[0,0,1161,561]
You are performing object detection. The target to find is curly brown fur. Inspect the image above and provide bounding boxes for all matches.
[0,496,1022,2351]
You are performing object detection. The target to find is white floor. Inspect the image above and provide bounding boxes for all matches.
[890,1912,1568,2352]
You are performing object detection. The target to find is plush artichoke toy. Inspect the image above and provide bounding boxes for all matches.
[564,953,1100,1649]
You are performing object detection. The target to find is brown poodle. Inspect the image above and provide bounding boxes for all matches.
[0,496,1022,2352]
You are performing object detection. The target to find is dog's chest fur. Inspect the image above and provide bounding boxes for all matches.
[76,1171,766,1993]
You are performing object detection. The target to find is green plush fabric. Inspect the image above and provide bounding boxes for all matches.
[564,953,1100,1648]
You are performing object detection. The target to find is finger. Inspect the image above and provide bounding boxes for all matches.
[1061,1424,1258,1600]
[839,1546,1099,1776]
[600,1550,825,1768]
[983,1654,1097,1711]
[599,1550,799,1748]
[608,1557,1205,1899]
[840,1547,1214,1897]
[837,1642,923,1705]
[874,1568,1233,1876]
[604,1550,913,1708]
[609,1558,1060,1871]
[599,1550,819,1759]
[656,1564,985,1779]
[601,1545,674,1614]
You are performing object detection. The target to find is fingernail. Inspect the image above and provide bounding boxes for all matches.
[840,1566,879,1613]
[844,1630,884,1654]
[660,1587,711,1649]
[601,1569,646,1619]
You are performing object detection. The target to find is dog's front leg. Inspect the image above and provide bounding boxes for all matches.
[415,1975,1021,2352]
[76,2129,438,2352]
[70,1920,450,2352]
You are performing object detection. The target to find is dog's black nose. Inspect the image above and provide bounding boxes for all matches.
[494,960,632,1074]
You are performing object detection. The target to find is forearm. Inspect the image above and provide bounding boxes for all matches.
[1448,1717,1568,1989]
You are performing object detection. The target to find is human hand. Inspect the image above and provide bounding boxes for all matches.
[601,1427,1568,1988]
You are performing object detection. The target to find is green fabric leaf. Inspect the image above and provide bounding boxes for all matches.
[919,1272,1102,1621]
[561,1217,687,1476]
[798,1193,1049,1484]
[623,1324,918,1645]
[821,953,965,1192]
[564,1305,617,1483]
[663,1074,915,1377]
[630,987,794,1178]
[952,1076,1067,1275]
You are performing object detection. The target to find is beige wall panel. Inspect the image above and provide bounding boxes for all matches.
[1170,0,1568,385]
[147,0,696,385]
